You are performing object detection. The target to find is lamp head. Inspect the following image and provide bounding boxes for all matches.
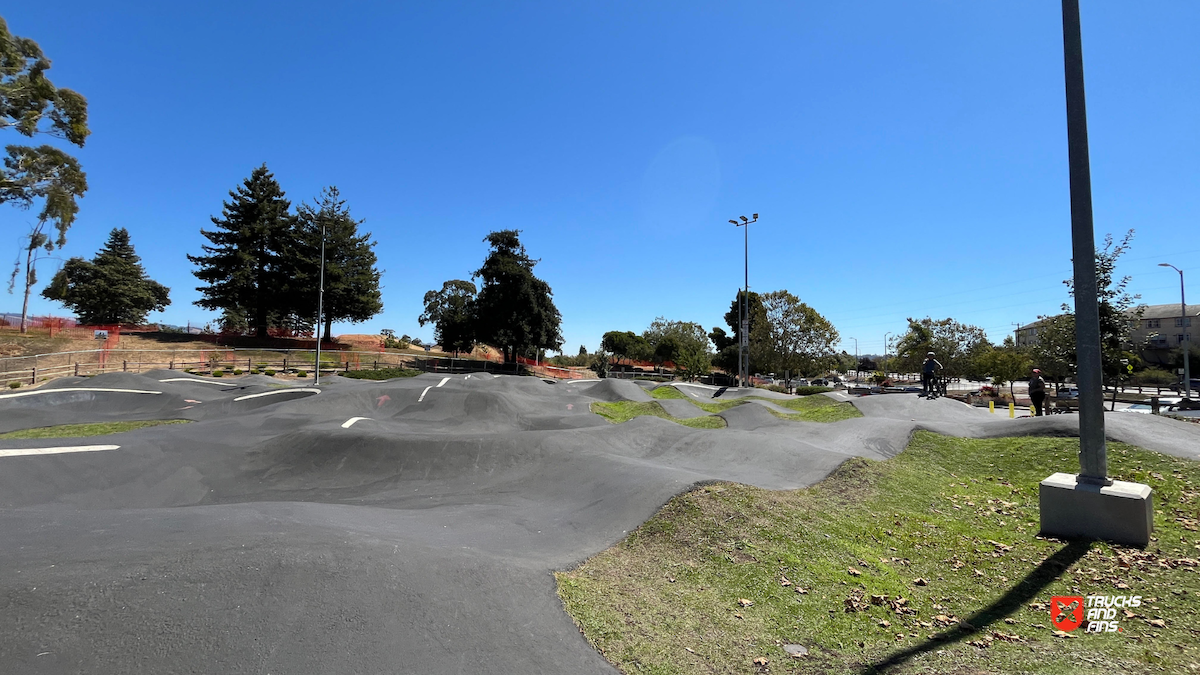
[1159,263,1171,267]
[729,220,739,225]
[752,213,758,220]
[739,215,748,223]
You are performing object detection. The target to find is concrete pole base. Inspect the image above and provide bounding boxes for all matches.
[1039,473,1153,547]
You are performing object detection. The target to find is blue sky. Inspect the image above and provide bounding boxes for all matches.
[4,2,1198,356]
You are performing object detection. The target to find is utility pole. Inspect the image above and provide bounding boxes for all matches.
[1013,322,1022,347]
[729,214,758,388]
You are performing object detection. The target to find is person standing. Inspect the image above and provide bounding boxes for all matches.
[1029,368,1047,417]
[922,352,943,397]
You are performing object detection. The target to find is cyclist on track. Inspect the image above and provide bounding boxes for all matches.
[922,352,943,398]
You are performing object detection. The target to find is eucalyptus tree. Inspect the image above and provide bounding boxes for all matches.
[2,16,89,331]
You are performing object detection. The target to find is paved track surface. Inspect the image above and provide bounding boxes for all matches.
[2,373,1197,674]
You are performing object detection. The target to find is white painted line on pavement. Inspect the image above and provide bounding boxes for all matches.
[157,378,231,386]
[341,417,371,428]
[0,445,120,458]
[418,386,433,402]
[436,377,450,388]
[0,388,162,401]
[232,388,321,402]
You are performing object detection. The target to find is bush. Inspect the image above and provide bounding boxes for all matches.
[212,370,224,377]
[8,381,21,389]
[1133,368,1176,386]
[233,368,243,375]
[793,386,834,396]
[340,367,421,380]
[264,369,275,376]
[296,370,307,377]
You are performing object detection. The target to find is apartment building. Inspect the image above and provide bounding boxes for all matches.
[1015,303,1198,353]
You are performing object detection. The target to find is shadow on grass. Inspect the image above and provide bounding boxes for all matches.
[858,540,1091,674]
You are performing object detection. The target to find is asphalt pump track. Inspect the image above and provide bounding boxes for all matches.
[1,371,1197,674]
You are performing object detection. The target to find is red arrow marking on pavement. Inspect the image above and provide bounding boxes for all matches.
[567,404,573,410]
[376,394,390,407]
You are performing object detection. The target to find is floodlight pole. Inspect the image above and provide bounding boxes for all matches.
[731,214,758,388]
[1061,0,1108,485]
[1160,263,1190,399]
[314,223,326,386]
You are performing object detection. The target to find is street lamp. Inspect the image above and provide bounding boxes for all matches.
[849,337,858,382]
[1159,263,1191,400]
[884,332,893,377]
[730,213,758,388]
[314,222,327,385]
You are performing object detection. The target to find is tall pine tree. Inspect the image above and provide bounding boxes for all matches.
[188,165,293,338]
[41,227,169,325]
[472,230,562,362]
[289,187,383,341]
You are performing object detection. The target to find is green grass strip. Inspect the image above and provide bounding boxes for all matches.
[557,433,1200,674]
[0,419,192,439]
[590,401,726,429]
[650,386,687,400]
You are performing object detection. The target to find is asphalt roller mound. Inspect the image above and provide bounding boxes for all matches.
[3,374,1199,674]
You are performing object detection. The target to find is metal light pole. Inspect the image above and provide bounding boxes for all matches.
[849,337,858,382]
[729,214,758,388]
[314,223,326,385]
[1062,0,1108,484]
[884,332,893,377]
[1159,263,1190,399]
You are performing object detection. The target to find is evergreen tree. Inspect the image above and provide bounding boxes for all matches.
[187,165,293,338]
[290,187,383,340]
[714,290,763,374]
[419,279,476,355]
[472,230,562,362]
[41,227,169,324]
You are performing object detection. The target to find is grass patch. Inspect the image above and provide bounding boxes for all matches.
[685,394,862,423]
[650,386,687,400]
[0,419,191,439]
[767,395,863,423]
[557,433,1200,674]
[591,401,726,429]
[339,367,422,380]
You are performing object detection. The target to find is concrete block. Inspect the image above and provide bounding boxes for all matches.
[1039,472,1153,547]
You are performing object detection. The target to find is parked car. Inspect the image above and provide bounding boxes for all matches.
[1056,387,1079,399]
[811,378,829,386]
[791,378,810,387]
